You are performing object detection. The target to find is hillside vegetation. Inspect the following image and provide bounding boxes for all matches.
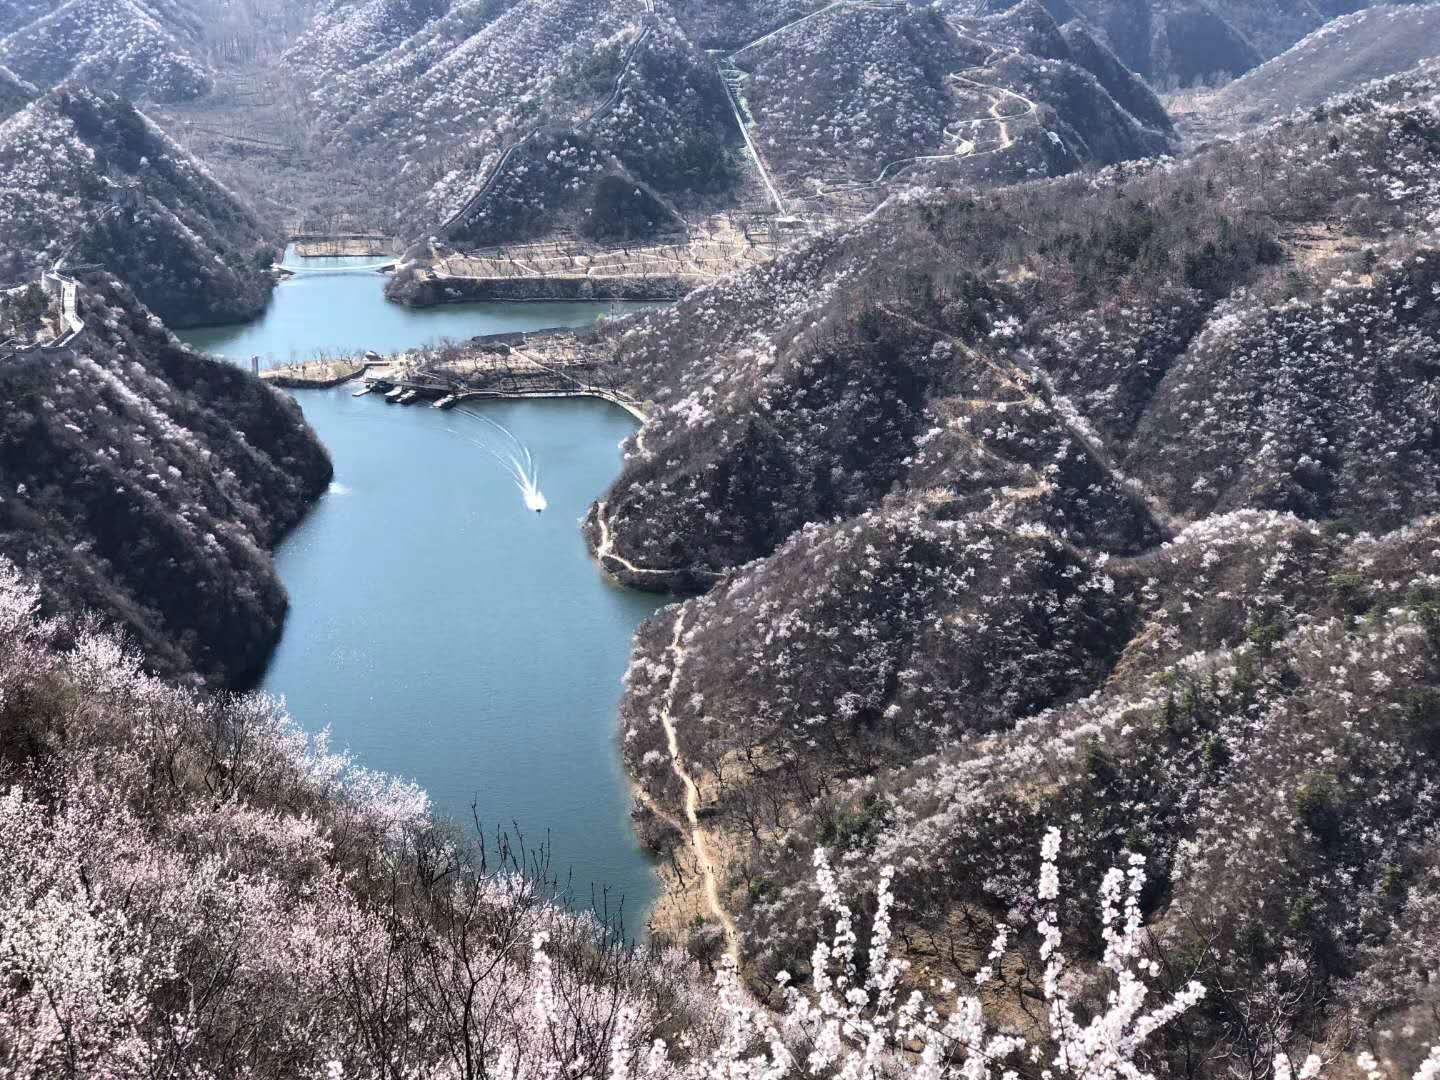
[0,559,726,1077]
[288,0,738,242]
[981,0,1417,88]
[5,0,1440,1075]
[0,275,330,685]
[597,62,1440,1072]
[1171,4,1440,140]
[0,88,275,325]
[727,1,1173,198]
[0,0,211,102]
[15,536,1437,1079]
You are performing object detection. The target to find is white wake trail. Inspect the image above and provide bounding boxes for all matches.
[451,410,548,513]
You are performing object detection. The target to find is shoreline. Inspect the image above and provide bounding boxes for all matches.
[261,360,368,388]
[185,297,692,938]
[386,273,687,308]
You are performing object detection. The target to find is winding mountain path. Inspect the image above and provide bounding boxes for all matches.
[593,498,724,581]
[717,5,1042,209]
[653,610,741,964]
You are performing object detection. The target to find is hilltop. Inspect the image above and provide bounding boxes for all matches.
[0,87,275,326]
[288,0,738,243]
[704,0,1174,213]
[278,0,1184,240]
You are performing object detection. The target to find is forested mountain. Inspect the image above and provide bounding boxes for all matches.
[601,62,1440,1069]
[280,0,1185,236]
[0,88,275,325]
[1172,4,1440,139]
[4,0,1440,1075]
[288,0,738,241]
[721,0,1174,196]
[0,274,331,686]
[0,0,212,102]
[980,0,1425,88]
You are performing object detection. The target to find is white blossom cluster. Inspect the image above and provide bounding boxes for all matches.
[288,0,728,235]
[12,542,1432,1078]
[0,88,272,321]
[0,0,211,102]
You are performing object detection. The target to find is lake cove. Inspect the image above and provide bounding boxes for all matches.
[176,257,665,933]
[180,252,657,366]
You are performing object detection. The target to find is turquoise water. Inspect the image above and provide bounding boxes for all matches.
[180,251,654,365]
[177,260,664,933]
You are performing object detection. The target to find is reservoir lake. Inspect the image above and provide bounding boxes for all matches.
[177,255,664,932]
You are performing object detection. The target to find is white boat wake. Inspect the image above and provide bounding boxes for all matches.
[450,409,548,513]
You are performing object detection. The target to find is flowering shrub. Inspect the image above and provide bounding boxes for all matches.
[0,557,713,1077]
[10,549,1435,1080]
[598,78,1440,1064]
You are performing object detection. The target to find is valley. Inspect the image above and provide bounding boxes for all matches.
[3,0,1440,1077]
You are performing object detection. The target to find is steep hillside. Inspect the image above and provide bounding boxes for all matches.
[289,0,738,242]
[1172,5,1440,139]
[0,63,35,119]
[593,66,1440,584]
[0,560,734,1076]
[288,0,451,84]
[728,1,1173,197]
[0,274,330,686]
[733,5,963,189]
[601,62,1440,1070]
[1128,253,1440,525]
[0,0,211,102]
[0,88,275,326]
[692,512,1440,1066]
[980,0,1415,88]
[1059,18,1173,130]
[667,0,827,48]
[284,0,1173,236]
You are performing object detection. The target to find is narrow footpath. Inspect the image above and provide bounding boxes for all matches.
[593,499,723,581]
[654,610,741,964]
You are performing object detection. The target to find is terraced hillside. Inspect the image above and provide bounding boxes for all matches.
[0,88,275,325]
[597,63,1440,1069]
